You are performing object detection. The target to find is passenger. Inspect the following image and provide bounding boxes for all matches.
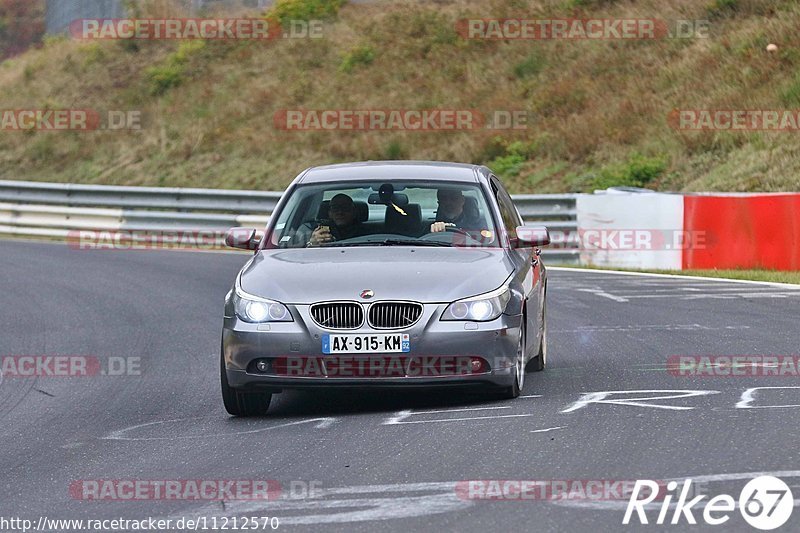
[306,194,368,246]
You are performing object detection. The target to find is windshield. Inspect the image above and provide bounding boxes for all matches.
[265,180,499,249]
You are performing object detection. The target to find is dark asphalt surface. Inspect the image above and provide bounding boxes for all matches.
[1,238,800,532]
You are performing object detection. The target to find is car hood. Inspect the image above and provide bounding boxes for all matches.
[239,247,514,304]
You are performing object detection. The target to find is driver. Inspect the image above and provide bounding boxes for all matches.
[430,188,483,233]
[306,193,367,246]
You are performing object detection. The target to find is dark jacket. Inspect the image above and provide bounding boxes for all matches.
[436,204,483,231]
[294,220,369,247]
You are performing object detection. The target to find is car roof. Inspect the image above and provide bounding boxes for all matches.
[297,161,486,184]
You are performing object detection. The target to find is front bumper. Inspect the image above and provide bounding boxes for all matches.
[222,302,522,392]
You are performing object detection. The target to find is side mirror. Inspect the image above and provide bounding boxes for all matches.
[515,225,550,247]
[225,228,260,250]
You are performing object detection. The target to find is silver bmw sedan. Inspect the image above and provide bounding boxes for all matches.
[221,161,549,416]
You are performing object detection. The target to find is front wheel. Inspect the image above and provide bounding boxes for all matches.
[220,355,272,416]
[526,300,547,373]
[499,324,525,399]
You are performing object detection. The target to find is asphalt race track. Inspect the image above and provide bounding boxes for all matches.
[2,239,800,532]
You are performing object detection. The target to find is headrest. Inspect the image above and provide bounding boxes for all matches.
[385,203,422,237]
[354,201,369,222]
[317,200,330,220]
[464,196,480,217]
[386,204,422,224]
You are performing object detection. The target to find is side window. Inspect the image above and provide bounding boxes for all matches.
[491,177,520,241]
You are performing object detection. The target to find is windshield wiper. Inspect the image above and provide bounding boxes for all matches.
[317,241,384,247]
[378,239,451,247]
[319,239,451,248]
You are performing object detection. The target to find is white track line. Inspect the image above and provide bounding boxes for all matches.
[550,266,800,289]
[390,413,539,424]
[411,406,511,415]
[530,426,564,433]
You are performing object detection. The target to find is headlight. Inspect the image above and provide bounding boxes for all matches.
[441,285,511,322]
[232,278,292,323]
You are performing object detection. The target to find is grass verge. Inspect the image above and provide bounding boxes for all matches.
[551,264,800,285]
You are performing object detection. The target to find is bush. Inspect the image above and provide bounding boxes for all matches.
[81,42,106,65]
[146,63,184,96]
[781,73,800,106]
[382,10,457,59]
[591,154,667,190]
[145,41,205,96]
[384,140,406,160]
[707,0,738,18]
[269,0,346,25]
[490,153,526,178]
[563,0,617,9]
[340,45,374,73]
[513,51,545,79]
[487,140,532,178]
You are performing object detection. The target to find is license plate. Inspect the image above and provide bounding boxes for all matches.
[322,333,410,354]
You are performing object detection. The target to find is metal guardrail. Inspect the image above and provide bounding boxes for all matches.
[0,180,283,213]
[0,180,578,263]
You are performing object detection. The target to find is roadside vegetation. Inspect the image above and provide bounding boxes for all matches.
[1,0,799,193]
[0,0,44,60]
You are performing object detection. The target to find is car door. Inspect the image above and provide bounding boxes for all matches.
[490,176,542,358]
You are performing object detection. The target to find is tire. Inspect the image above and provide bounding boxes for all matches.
[220,354,272,416]
[499,322,525,399]
[526,299,547,373]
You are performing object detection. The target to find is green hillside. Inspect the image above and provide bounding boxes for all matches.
[1,0,799,193]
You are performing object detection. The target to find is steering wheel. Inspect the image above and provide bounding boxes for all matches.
[442,225,472,238]
[420,225,479,243]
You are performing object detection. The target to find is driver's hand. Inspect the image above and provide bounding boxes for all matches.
[430,222,448,233]
[309,225,333,245]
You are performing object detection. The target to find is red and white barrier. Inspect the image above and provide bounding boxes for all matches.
[576,192,683,269]
[683,193,800,270]
[576,192,800,271]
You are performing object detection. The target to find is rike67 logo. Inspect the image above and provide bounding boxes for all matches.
[624,476,793,530]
